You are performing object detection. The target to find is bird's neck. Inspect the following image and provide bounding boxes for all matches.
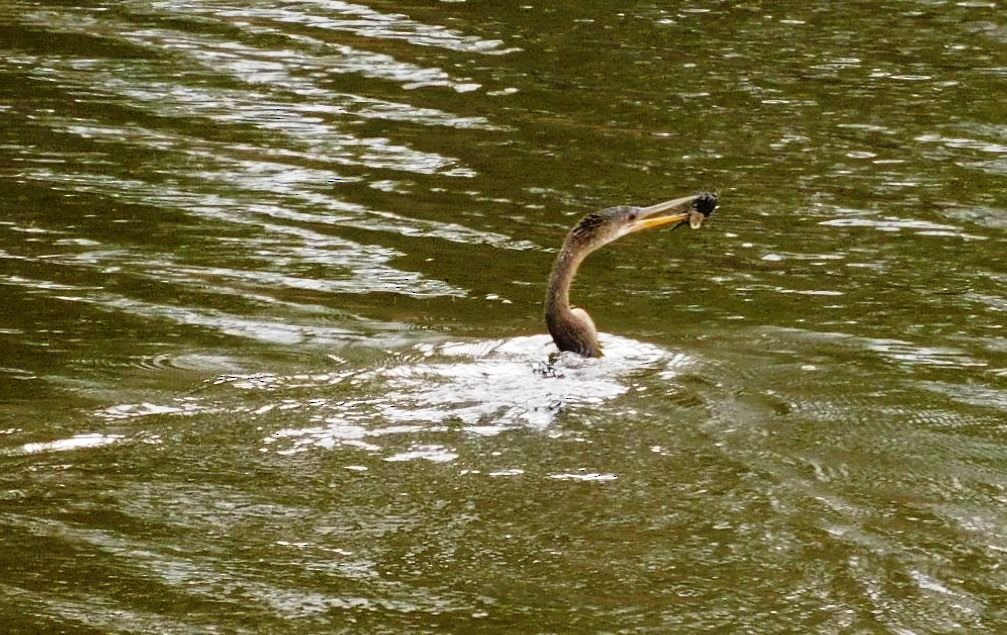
[545,241,582,314]
[545,238,602,357]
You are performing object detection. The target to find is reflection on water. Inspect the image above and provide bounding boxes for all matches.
[93,335,689,457]
[2,0,1006,631]
[8,433,125,456]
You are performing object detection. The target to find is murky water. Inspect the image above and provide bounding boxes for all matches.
[2,0,1006,631]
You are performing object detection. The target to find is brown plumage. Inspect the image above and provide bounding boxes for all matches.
[544,193,718,357]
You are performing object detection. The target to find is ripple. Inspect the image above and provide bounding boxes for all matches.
[19,5,506,101]
[819,214,987,240]
[915,380,1007,414]
[4,2,1006,630]
[384,444,458,463]
[548,471,618,482]
[943,204,1007,229]
[24,118,529,247]
[863,339,987,369]
[50,82,467,175]
[6,433,124,456]
[0,509,458,626]
[239,334,694,456]
[750,327,986,371]
[17,169,471,298]
[915,132,1007,155]
[143,352,242,373]
[0,367,36,381]
[137,0,517,54]
[98,401,206,421]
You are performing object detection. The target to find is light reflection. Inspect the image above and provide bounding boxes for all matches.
[257,335,689,457]
[18,168,471,298]
[384,445,458,463]
[916,133,1007,155]
[24,6,503,100]
[143,0,518,54]
[548,472,617,482]
[37,116,530,249]
[12,433,124,455]
[820,215,987,240]
[766,327,988,370]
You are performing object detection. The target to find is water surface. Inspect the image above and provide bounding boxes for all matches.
[2,1,1006,631]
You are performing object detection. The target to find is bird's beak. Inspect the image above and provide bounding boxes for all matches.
[629,194,708,233]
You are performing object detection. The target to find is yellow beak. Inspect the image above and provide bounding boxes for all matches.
[628,194,705,233]
[632,211,693,232]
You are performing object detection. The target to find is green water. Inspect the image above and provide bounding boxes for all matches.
[2,1,1005,631]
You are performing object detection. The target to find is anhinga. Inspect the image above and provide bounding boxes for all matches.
[545,192,719,357]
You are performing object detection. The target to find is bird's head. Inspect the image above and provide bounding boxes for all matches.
[568,192,719,252]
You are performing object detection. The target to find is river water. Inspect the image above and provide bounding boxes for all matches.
[2,1,1006,632]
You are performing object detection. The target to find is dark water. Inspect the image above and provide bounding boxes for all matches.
[2,0,1006,631]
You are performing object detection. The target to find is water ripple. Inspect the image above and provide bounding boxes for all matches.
[138,0,518,54]
[5,433,124,456]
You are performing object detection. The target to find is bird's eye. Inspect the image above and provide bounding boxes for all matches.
[627,212,637,221]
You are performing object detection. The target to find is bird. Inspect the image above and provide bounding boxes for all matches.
[545,192,719,357]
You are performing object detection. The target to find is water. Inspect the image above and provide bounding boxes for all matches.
[2,0,1006,631]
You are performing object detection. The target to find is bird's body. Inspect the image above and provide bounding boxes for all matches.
[544,193,718,357]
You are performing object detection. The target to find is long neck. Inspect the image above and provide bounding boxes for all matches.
[545,239,582,314]
[545,238,602,357]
